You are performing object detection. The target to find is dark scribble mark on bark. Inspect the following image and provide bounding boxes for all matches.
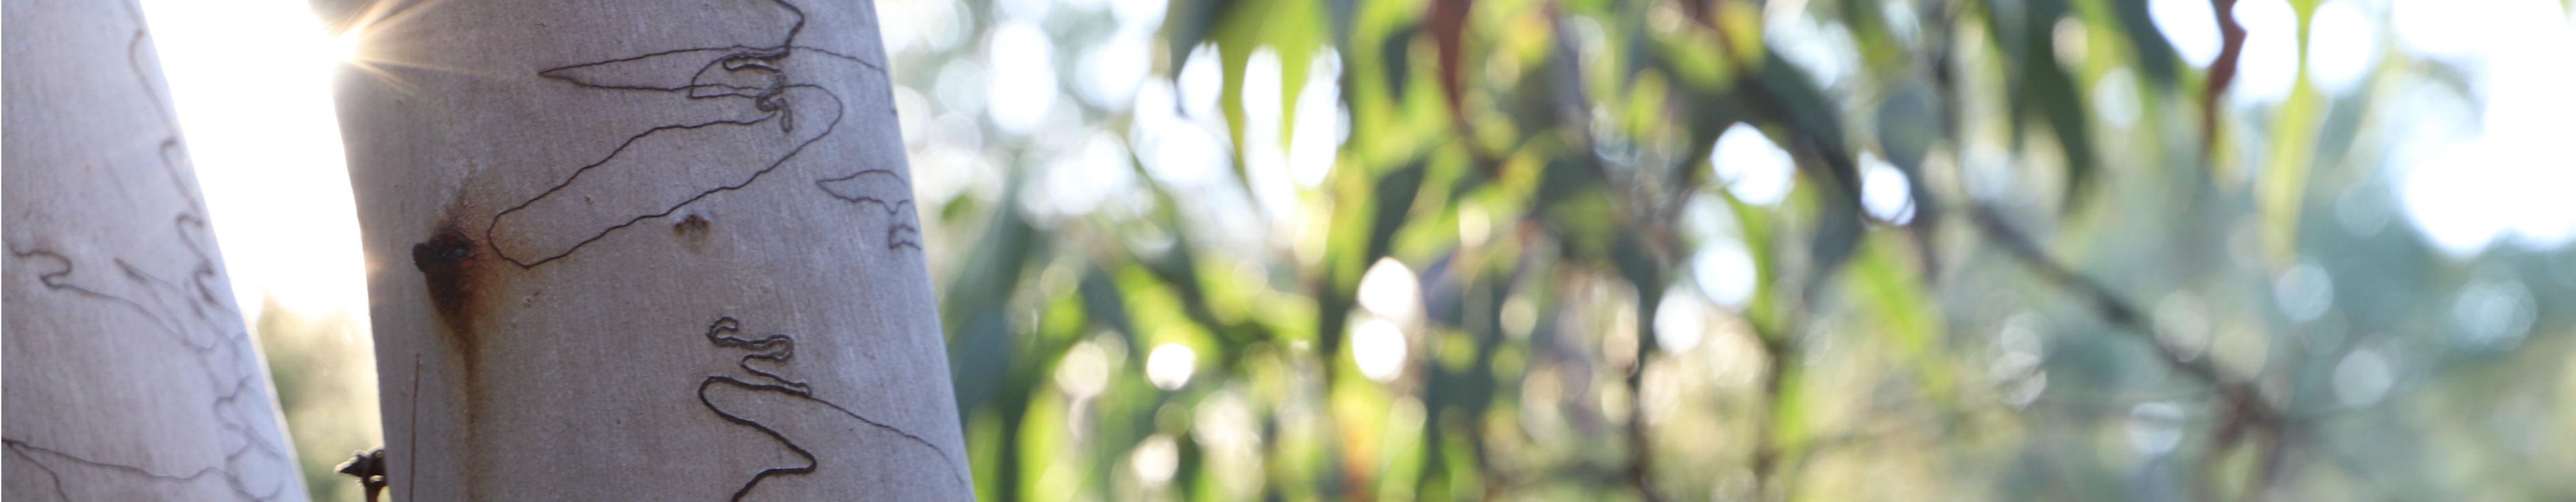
[7,118,289,502]
[481,0,916,268]
[5,206,292,502]
[2,440,231,483]
[3,439,283,501]
[5,441,74,502]
[814,168,920,251]
[482,83,845,268]
[7,230,296,502]
[693,316,967,501]
[703,316,810,394]
[125,22,173,127]
[1,16,295,499]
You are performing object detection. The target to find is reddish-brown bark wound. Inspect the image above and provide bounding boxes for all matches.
[411,203,497,379]
[674,212,714,244]
[674,213,711,234]
[410,204,494,498]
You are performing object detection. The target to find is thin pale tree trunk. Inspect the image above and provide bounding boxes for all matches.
[3,1,308,500]
[320,0,972,499]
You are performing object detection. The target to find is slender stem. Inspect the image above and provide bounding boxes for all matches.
[1967,203,2284,500]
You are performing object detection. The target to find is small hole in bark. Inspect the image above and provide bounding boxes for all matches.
[675,213,711,235]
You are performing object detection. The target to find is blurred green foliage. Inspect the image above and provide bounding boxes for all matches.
[889,0,2576,501]
[252,295,383,502]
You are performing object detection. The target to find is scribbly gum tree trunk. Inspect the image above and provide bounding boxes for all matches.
[322,0,971,499]
[2,1,308,501]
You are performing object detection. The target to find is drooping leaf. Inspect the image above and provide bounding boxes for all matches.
[2111,0,2183,86]
[1426,0,1476,132]
[1977,0,2100,212]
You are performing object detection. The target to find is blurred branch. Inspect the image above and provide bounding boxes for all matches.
[1748,334,1793,502]
[1788,402,1996,480]
[1518,3,1691,499]
[1967,204,2222,386]
[1483,462,1646,496]
[1968,203,2286,501]
[2200,0,2248,157]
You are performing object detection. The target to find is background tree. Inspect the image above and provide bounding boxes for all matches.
[872,0,2575,501]
[3,1,306,500]
[318,0,972,499]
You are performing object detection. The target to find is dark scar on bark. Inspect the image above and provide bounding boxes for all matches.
[411,209,491,494]
[412,218,478,351]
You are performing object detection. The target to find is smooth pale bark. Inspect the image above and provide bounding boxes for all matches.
[2,1,308,500]
[322,0,970,499]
